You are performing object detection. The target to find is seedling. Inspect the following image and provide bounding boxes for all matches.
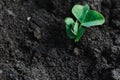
[65,4,105,42]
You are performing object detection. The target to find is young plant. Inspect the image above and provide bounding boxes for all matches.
[65,4,105,42]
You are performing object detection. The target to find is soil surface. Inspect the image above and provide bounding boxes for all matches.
[0,0,120,80]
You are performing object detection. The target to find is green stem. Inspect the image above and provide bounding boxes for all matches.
[75,24,86,42]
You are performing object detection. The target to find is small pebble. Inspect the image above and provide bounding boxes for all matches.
[0,70,3,74]
[27,17,31,21]
[6,9,16,17]
[74,47,80,55]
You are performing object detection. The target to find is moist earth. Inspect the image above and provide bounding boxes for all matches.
[0,0,120,80]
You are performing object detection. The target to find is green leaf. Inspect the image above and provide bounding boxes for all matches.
[82,10,105,27]
[65,17,76,39]
[71,21,79,35]
[75,26,86,42]
[72,4,89,22]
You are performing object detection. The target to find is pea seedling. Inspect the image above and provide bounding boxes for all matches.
[65,4,105,42]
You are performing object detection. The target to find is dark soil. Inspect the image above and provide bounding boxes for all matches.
[0,0,120,80]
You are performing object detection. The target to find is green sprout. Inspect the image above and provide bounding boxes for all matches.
[65,4,105,42]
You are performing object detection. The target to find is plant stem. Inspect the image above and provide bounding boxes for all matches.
[75,24,86,42]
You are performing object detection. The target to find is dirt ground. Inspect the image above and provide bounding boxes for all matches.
[0,0,120,80]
